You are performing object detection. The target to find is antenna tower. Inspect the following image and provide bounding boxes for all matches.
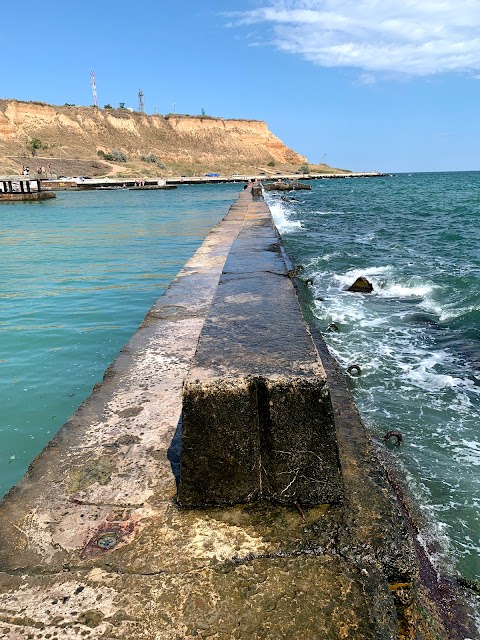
[138,89,145,113]
[90,71,98,107]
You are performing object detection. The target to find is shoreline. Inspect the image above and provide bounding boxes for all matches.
[40,171,390,190]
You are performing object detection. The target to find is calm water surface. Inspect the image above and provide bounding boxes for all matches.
[0,184,240,496]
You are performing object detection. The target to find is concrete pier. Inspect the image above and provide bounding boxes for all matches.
[178,196,342,507]
[0,188,475,639]
[41,171,390,191]
[0,175,55,201]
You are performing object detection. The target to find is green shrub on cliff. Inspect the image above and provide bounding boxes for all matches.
[28,138,46,157]
[104,149,127,162]
[140,154,166,168]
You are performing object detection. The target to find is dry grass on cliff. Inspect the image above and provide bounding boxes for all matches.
[0,101,350,177]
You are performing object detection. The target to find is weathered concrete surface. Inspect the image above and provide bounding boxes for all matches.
[178,201,342,507]
[0,191,55,201]
[0,187,473,639]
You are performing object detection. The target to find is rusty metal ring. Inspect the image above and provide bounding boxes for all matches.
[383,430,403,445]
[347,364,362,376]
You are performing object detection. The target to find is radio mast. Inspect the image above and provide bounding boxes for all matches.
[138,89,145,113]
[90,71,98,107]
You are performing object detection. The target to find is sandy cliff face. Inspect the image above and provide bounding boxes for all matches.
[0,100,307,175]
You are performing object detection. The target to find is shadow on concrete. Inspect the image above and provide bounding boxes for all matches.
[167,415,182,488]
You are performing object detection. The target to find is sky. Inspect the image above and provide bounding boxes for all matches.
[2,0,480,173]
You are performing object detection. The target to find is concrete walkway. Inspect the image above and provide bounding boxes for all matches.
[0,189,474,639]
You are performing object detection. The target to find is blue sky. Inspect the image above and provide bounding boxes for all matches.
[2,0,480,173]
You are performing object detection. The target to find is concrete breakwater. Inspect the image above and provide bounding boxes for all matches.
[0,188,475,639]
[0,176,56,201]
[40,172,388,191]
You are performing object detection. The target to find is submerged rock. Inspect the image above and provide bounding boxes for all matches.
[327,322,340,332]
[348,277,373,293]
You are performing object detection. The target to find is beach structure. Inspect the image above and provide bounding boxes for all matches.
[0,175,55,201]
[38,171,388,191]
[0,186,475,639]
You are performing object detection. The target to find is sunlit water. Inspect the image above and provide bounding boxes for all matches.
[0,184,240,497]
[2,175,479,603]
[267,172,480,587]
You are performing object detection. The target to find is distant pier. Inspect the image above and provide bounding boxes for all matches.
[0,175,56,201]
[40,171,390,190]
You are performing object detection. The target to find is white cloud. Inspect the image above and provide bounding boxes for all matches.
[230,0,480,76]
[357,73,377,85]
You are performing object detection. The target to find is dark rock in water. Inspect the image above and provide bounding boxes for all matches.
[458,577,480,595]
[264,181,312,192]
[348,277,373,293]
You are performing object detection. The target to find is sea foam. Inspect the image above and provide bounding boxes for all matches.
[265,198,303,234]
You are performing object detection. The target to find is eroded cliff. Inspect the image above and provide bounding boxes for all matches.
[0,99,309,177]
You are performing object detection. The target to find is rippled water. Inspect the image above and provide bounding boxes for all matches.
[0,184,240,497]
[2,175,479,597]
[267,172,480,585]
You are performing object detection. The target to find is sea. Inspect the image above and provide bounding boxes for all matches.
[0,183,241,495]
[1,175,479,598]
[265,171,480,591]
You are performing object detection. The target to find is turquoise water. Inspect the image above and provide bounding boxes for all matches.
[266,172,480,587]
[0,184,240,497]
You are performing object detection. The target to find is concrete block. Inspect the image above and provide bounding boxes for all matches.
[178,197,343,507]
[258,376,341,505]
[179,378,260,506]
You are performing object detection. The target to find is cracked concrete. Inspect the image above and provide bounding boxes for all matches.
[0,188,475,639]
